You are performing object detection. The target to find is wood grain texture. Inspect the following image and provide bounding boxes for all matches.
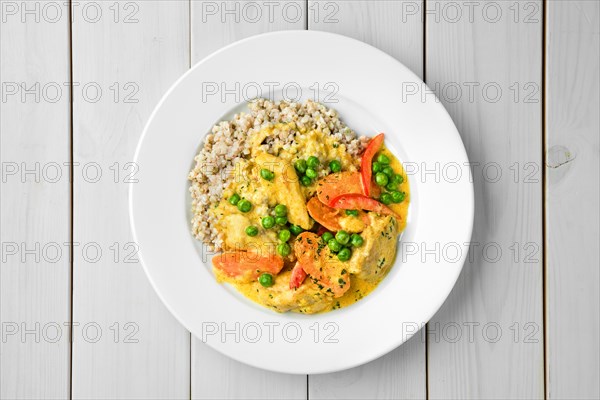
[71,2,190,398]
[426,1,545,398]
[546,2,600,399]
[190,1,307,399]
[192,0,306,63]
[308,0,424,79]
[309,335,425,400]
[192,343,306,400]
[308,1,426,399]
[0,3,71,398]
[3,0,597,397]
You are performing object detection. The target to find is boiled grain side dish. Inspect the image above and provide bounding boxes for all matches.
[188,99,409,313]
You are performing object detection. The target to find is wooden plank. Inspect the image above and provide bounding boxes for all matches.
[546,2,600,399]
[309,336,425,400]
[0,2,71,398]
[71,2,190,398]
[190,1,307,399]
[192,0,306,62]
[308,0,424,78]
[307,1,426,399]
[426,1,544,398]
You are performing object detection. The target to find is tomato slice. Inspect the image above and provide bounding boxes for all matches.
[317,171,380,207]
[289,262,308,289]
[316,171,362,205]
[212,251,284,280]
[360,133,385,196]
[293,232,351,298]
[307,196,342,232]
[329,193,399,218]
[294,232,319,274]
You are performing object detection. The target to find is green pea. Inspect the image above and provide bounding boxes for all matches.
[261,216,275,229]
[327,238,342,253]
[382,166,394,177]
[350,233,364,247]
[245,226,259,237]
[392,191,406,203]
[294,159,307,174]
[372,162,382,173]
[392,174,404,184]
[386,182,398,192]
[301,175,312,186]
[277,242,291,257]
[307,156,320,169]
[258,273,274,287]
[237,199,252,213]
[337,247,352,261]
[329,160,342,173]
[335,230,350,245]
[228,193,241,206]
[377,153,390,164]
[375,172,389,186]
[345,209,359,217]
[322,232,334,242]
[380,193,393,205]
[275,216,288,226]
[274,204,287,216]
[290,224,304,236]
[260,168,274,181]
[305,168,318,179]
[279,229,291,242]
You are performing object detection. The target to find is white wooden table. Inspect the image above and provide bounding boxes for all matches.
[1,1,598,399]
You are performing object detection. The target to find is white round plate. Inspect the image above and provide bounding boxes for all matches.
[130,31,473,374]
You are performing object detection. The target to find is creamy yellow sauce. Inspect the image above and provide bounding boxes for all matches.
[228,261,381,313]
[334,276,379,310]
[250,123,358,167]
[380,146,410,232]
[211,124,410,314]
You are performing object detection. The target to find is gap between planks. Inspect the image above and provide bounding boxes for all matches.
[541,1,548,399]
[68,0,75,398]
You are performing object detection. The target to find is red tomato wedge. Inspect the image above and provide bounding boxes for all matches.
[307,196,343,232]
[360,133,385,196]
[315,225,331,236]
[329,193,399,218]
[289,262,308,289]
[317,171,380,207]
[212,251,284,279]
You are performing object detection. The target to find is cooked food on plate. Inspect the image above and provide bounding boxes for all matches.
[189,99,409,313]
